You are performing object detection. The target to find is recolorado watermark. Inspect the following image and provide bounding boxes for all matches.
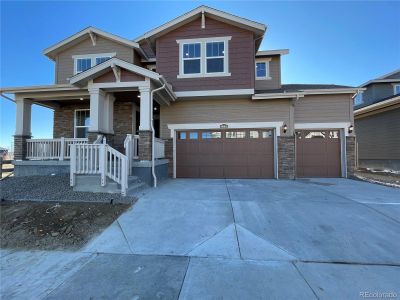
[360,291,398,298]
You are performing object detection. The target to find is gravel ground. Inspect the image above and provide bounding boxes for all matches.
[0,175,135,203]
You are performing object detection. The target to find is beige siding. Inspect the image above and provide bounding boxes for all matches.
[160,98,291,139]
[56,36,134,84]
[355,108,400,160]
[294,94,353,123]
[255,56,281,90]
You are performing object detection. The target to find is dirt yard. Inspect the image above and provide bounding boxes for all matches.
[0,200,131,250]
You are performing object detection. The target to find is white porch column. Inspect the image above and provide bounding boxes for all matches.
[88,88,106,133]
[104,93,115,134]
[15,97,32,136]
[139,86,151,131]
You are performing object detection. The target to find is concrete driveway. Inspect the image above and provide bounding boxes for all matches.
[2,178,400,299]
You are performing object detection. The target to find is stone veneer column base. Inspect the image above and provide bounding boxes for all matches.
[278,136,295,179]
[164,138,173,177]
[346,136,356,177]
[14,135,31,160]
[138,130,152,161]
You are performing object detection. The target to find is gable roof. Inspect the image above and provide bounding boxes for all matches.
[360,69,400,87]
[134,5,266,46]
[43,27,143,60]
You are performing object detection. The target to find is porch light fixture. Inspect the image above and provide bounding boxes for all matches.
[283,124,287,133]
[137,95,141,98]
[348,125,354,134]
[79,97,84,101]
[154,107,157,111]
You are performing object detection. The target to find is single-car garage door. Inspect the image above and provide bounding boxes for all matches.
[176,129,274,178]
[296,130,341,177]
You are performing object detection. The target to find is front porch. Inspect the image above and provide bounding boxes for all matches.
[9,58,176,192]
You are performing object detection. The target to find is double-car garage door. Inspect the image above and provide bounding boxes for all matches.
[176,128,342,179]
[176,129,274,178]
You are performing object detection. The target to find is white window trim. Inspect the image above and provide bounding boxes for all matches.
[74,109,90,138]
[177,36,231,78]
[393,84,400,95]
[255,58,271,80]
[72,52,116,75]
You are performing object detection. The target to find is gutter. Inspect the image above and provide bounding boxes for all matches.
[150,84,167,188]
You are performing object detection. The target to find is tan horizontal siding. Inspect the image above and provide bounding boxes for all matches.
[56,36,134,84]
[355,108,400,160]
[255,56,281,90]
[294,94,353,123]
[156,17,255,91]
[160,98,290,139]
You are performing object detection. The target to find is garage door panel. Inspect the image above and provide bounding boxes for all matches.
[176,129,274,179]
[296,130,341,178]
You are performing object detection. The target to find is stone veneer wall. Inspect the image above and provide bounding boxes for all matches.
[164,138,173,177]
[278,136,295,179]
[138,131,152,161]
[53,103,89,138]
[346,136,356,177]
[53,101,132,152]
[14,135,31,160]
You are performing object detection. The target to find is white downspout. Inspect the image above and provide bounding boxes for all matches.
[150,84,166,187]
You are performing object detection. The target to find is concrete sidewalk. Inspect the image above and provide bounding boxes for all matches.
[1,178,400,299]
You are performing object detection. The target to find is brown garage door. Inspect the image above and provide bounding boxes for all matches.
[296,130,341,177]
[177,129,274,178]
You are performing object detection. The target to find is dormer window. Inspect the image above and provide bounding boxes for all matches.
[255,58,271,80]
[177,37,231,78]
[73,53,116,74]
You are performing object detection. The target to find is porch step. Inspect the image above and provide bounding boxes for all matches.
[73,174,148,195]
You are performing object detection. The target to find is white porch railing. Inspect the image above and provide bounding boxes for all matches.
[70,140,128,196]
[154,138,165,159]
[26,138,88,160]
[124,134,139,175]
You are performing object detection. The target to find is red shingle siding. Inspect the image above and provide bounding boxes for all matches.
[156,17,255,91]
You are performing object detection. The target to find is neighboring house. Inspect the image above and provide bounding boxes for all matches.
[0,6,359,194]
[354,70,400,171]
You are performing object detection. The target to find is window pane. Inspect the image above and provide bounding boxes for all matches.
[256,62,266,77]
[395,85,400,94]
[77,58,91,73]
[76,127,88,138]
[207,58,224,73]
[189,132,198,139]
[179,132,186,139]
[183,43,200,58]
[96,57,110,64]
[206,42,224,57]
[226,131,246,138]
[202,132,222,139]
[329,131,339,139]
[305,131,326,139]
[261,130,272,138]
[249,131,259,138]
[184,59,201,74]
[76,110,90,126]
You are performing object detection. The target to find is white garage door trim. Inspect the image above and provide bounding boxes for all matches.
[168,122,284,179]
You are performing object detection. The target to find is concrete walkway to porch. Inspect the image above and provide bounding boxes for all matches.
[1,178,400,299]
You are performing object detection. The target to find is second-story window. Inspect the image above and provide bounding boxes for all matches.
[183,43,201,74]
[354,93,363,106]
[73,53,116,74]
[76,58,92,73]
[255,59,271,80]
[177,37,231,78]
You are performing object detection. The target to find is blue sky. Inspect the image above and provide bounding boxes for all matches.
[1,1,399,149]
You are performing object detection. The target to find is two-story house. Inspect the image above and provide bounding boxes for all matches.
[0,6,359,194]
[354,70,400,171]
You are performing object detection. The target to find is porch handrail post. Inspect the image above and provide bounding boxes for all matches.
[70,144,76,186]
[59,137,65,161]
[99,143,106,186]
